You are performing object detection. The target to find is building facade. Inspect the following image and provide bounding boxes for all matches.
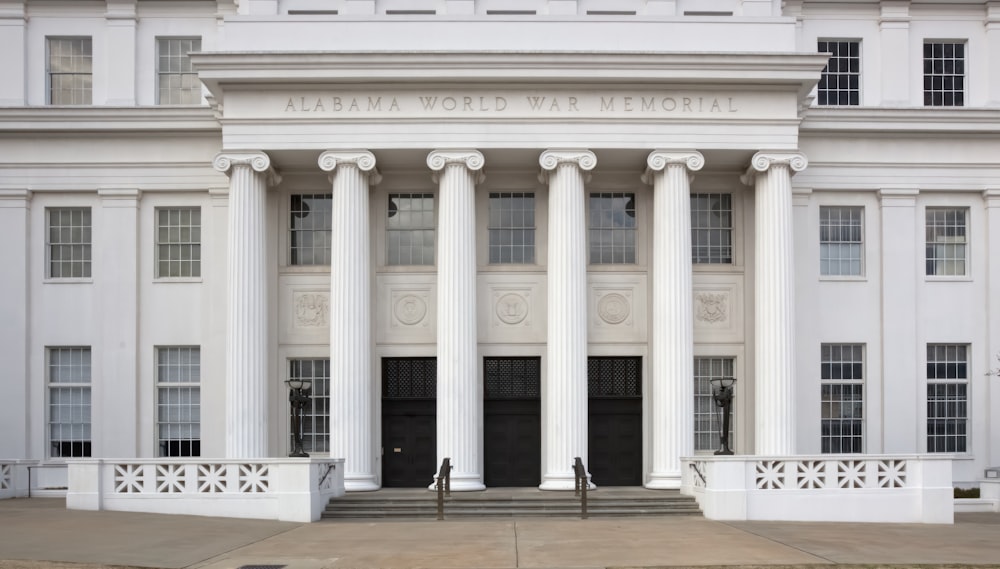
[1,0,998,494]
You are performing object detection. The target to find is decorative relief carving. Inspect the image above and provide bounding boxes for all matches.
[294,293,330,328]
[495,293,529,325]
[394,294,428,326]
[695,292,728,324]
[597,292,631,325]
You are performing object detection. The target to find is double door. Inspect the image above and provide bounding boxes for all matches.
[381,357,437,488]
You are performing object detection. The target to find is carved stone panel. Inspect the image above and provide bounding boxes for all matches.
[279,275,333,344]
[478,275,545,344]
[377,274,436,344]
[294,292,330,328]
[588,275,647,343]
[692,274,744,344]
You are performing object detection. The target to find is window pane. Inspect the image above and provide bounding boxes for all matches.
[817,40,861,107]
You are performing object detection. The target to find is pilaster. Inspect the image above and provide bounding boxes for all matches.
[879,1,911,106]
[539,149,595,490]
[984,189,1000,466]
[742,151,807,455]
[428,149,486,491]
[987,3,1000,106]
[0,190,30,460]
[0,1,26,105]
[214,151,280,458]
[105,0,137,106]
[642,151,703,489]
[318,150,380,491]
[97,189,140,457]
[878,188,920,453]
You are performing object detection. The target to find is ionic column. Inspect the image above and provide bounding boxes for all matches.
[214,151,280,458]
[742,151,807,455]
[539,149,596,490]
[643,151,704,489]
[319,150,380,491]
[428,150,486,491]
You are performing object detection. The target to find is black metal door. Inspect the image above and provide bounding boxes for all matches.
[381,357,437,488]
[483,357,541,487]
[587,357,643,486]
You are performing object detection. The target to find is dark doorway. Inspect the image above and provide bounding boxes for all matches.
[588,356,643,486]
[484,357,541,487]
[381,357,437,488]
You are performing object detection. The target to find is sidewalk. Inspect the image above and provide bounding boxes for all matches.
[2,498,999,569]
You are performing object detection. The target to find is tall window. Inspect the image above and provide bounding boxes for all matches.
[156,208,201,278]
[387,193,435,265]
[693,357,735,452]
[47,207,92,279]
[289,194,332,265]
[47,37,92,105]
[925,208,967,276]
[820,206,863,276]
[817,40,860,106]
[820,344,864,453]
[927,344,968,453]
[488,192,535,264]
[923,41,965,106]
[288,359,330,453]
[156,38,202,105]
[48,347,92,458]
[156,347,201,457]
[588,192,636,264]
[691,193,732,264]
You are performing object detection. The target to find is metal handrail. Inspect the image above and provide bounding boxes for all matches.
[435,457,452,520]
[573,456,588,519]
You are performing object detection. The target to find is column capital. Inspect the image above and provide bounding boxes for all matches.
[98,189,141,207]
[213,151,281,186]
[642,150,704,185]
[538,149,596,184]
[427,149,485,184]
[0,189,32,208]
[984,189,1000,206]
[741,151,808,185]
[318,150,382,184]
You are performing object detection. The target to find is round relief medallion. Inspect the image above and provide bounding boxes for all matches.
[394,295,427,325]
[495,293,528,325]
[598,293,630,325]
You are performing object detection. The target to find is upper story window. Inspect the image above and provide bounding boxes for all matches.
[47,37,92,105]
[691,193,732,264]
[156,208,201,278]
[48,347,92,458]
[157,38,202,105]
[817,40,860,106]
[488,192,535,264]
[156,346,201,457]
[588,192,636,264]
[923,41,965,107]
[820,344,864,454]
[820,206,864,276]
[289,194,332,266]
[926,344,968,453]
[387,193,435,266]
[47,207,92,279]
[925,207,967,276]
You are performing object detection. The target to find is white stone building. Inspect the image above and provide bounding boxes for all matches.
[1,0,998,497]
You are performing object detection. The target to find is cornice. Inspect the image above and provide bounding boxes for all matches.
[0,107,220,133]
[801,107,1000,135]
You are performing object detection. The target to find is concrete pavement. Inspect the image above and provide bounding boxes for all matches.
[2,498,1000,569]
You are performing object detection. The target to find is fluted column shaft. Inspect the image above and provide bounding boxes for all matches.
[644,151,703,488]
[743,151,807,455]
[214,152,280,458]
[539,149,596,490]
[429,150,486,491]
[319,150,380,491]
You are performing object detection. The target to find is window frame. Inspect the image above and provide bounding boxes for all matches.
[47,346,93,459]
[155,207,202,280]
[819,205,865,278]
[288,193,333,267]
[155,346,201,458]
[46,36,93,106]
[691,193,733,265]
[386,192,436,266]
[693,356,736,453]
[925,344,970,454]
[587,192,638,266]
[487,192,536,265]
[925,206,969,278]
[820,343,865,454]
[816,39,861,106]
[922,40,967,107]
[155,37,203,106]
[45,207,93,281]
[287,358,331,455]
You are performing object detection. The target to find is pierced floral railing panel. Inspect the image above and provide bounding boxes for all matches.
[0,464,11,492]
[110,462,282,495]
[751,458,908,491]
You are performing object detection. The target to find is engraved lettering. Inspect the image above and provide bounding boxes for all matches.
[348,98,360,111]
[299,96,311,112]
[313,98,325,111]
[623,96,633,111]
[464,96,473,111]
[568,96,579,111]
[641,97,655,112]
[419,96,439,110]
[367,96,382,111]
[662,97,677,111]
[442,96,457,111]
[332,97,343,111]
[389,97,400,111]
[683,97,692,111]
[527,96,547,111]
[496,96,508,111]
[548,98,561,111]
[711,98,721,112]
[285,97,296,112]
[728,97,738,112]
[600,96,615,111]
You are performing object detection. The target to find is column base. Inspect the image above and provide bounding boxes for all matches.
[644,472,682,490]
[539,472,595,491]
[427,473,485,492]
[344,475,380,492]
